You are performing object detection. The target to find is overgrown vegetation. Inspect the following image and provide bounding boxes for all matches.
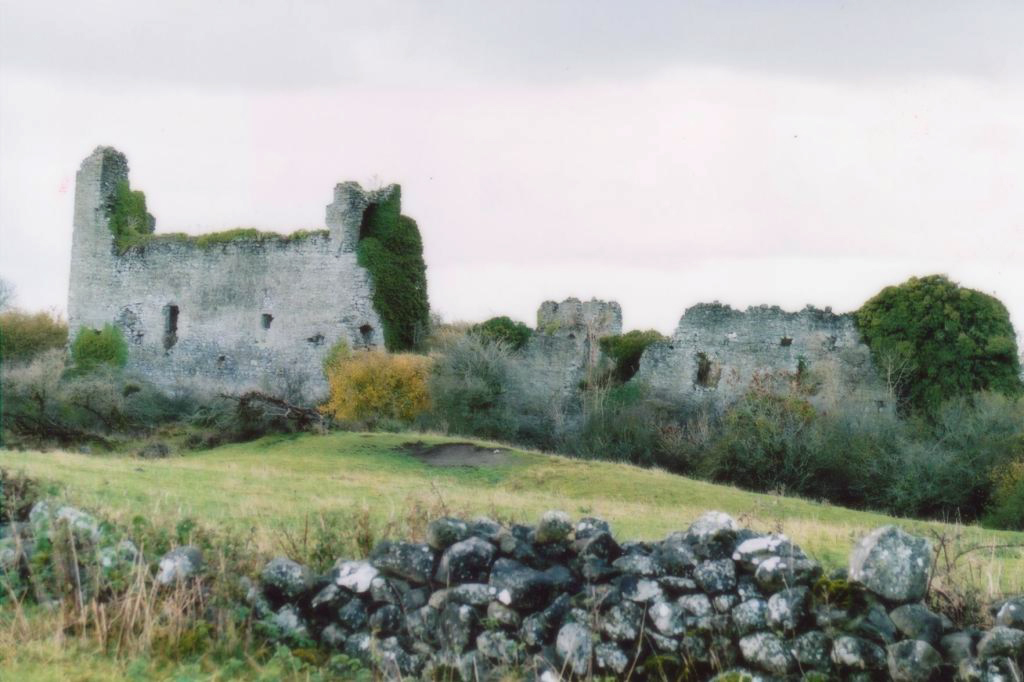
[356,188,430,351]
[470,315,533,350]
[70,324,128,373]
[322,350,432,428]
[599,329,667,382]
[856,274,1023,416]
[107,179,155,251]
[0,310,68,363]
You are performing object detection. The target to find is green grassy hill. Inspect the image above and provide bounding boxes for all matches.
[3,431,1023,680]
[3,431,1021,585]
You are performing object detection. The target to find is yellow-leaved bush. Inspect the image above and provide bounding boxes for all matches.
[322,350,432,425]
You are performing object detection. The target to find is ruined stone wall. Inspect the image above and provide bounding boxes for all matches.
[636,303,891,414]
[518,299,622,410]
[67,147,384,401]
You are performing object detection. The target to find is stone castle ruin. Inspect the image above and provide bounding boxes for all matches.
[68,147,389,401]
[67,147,889,411]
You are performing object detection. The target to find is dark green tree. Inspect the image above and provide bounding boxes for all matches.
[856,275,1022,415]
[471,316,533,351]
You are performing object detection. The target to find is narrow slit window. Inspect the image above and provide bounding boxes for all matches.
[163,304,179,350]
[780,336,793,347]
[359,324,374,346]
[261,314,273,330]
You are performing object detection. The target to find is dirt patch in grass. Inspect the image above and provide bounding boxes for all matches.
[401,441,512,468]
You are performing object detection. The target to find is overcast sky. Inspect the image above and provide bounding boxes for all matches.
[1,1,1022,338]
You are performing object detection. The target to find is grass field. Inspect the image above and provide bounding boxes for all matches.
[2,431,1022,582]
[2,431,1023,680]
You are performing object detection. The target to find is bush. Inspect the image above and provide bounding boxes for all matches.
[0,310,68,363]
[356,188,430,351]
[323,351,431,427]
[471,316,533,351]
[856,274,1022,416]
[70,324,128,373]
[985,458,1024,530]
[428,335,517,440]
[599,330,667,382]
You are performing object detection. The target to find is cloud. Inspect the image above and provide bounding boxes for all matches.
[1,1,1022,90]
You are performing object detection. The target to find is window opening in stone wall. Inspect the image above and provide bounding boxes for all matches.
[695,352,713,387]
[780,336,793,347]
[163,304,179,350]
[359,324,374,346]
[262,314,273,330]
[307,333,324,346]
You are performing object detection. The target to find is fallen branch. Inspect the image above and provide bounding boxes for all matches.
[218,391,329,431]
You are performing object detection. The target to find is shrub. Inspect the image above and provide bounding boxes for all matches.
[428,335,517,440]
[599,329,667,382]
[856,274,1022,416]
[108,179,155,251]
[356,188,430,351]
[985,458,1024,530]
[70,324,128,372]
[471,316,533,351]
[0,310,68,363]
[323,351,431,427]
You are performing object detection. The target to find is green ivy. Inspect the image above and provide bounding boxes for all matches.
[471,316,533,350]
[856,274,1022,416]
[70,324,128,373]
[108,180,155,251]
[356,188,430,351]
[599,329,667,382]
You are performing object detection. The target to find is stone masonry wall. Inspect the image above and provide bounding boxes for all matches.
[636,302,892,414]
[67,147,384,402]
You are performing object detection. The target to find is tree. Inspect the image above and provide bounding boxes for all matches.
[856,275,1022,416]
[471,316,533,351]
[598,330,667,383]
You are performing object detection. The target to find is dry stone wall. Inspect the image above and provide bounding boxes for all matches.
[230,510,1022,680]
[67,147,385,402]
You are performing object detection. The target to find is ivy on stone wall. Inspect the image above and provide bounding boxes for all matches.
[356,188,430,352]
[108,180,155,251]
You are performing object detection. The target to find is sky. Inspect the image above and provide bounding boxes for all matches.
[1,1,1022,339]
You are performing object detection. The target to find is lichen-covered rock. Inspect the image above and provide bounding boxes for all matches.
[752,554,822,591]
[731,598,769,636]
[685,511,739,544]
[618,575,663,602]
[889,602,944,645]
[792,630,832,672]
[476,630,522,665]
[658,539,700,575]
[468,517,503,543]
[612,552,663,577]
[555,622,592,676]
[426,517,469,551]
[535,511,573,544]
[831,635,887,671]
[486,601,521,629]
[693,558,737,595]
[575,517,610,540]
[333,560,379,593]
[977,626,1024,661]
[886,639,943,682]
[848,526,931,603]
[738,631,794,675]
[438,602,478,654]
[270,603,308,641]
[601,600,643,641]
[648,600,686,636]
[435,536,495,585]
[489,558,552,610]
[678,592,714,618]
[336,597,368,631]
[594,642,629,674]
[261,557,313,603]
[994,597,1024,629]
[155,546,204,585]
[370,540,435,584]
[767,586,809,632]
[369,603,402,634]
